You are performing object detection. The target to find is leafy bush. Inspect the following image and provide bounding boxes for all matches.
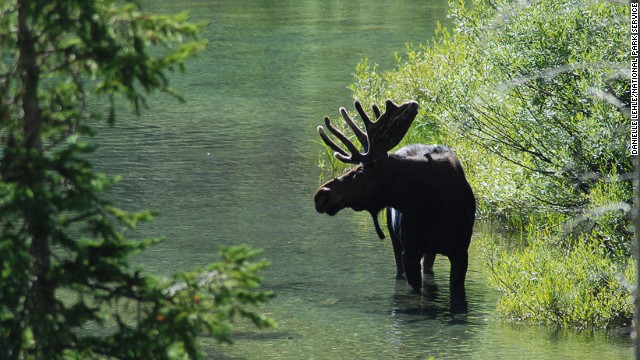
[481,224,634,329]
[346,0,632,327]
[352,0,630,219]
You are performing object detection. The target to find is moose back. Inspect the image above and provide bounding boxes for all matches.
[313,100,475,304]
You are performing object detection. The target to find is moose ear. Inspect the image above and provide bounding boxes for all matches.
[367,100,419,158]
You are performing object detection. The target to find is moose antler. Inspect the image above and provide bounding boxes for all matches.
[318,100,419,164]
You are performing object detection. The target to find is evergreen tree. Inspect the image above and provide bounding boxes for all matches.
[0,1,273,358]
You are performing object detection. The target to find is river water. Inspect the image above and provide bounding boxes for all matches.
[92,0,633,358]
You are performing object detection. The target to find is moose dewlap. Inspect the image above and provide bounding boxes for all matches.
[314,99,476,306]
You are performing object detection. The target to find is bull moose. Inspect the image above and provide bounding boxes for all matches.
[313,100,475,305]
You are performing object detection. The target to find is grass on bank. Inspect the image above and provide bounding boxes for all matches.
[332,0,634,328]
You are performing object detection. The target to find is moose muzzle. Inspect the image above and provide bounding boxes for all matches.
[314,187,338,215]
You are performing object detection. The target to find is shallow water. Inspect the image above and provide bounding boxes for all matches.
[92,1,633,358]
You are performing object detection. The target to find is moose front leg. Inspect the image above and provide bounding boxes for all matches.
[402,249,423,292]
[422,252,436,276]
[398,215,424,291]
[386,208,405,280]
[392,238,405,280]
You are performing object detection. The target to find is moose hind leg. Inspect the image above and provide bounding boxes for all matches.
[448,252,468,305]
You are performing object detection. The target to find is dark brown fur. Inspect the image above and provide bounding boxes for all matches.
[314,101,475,305]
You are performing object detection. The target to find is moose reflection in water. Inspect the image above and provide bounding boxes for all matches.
[313,100,475,309]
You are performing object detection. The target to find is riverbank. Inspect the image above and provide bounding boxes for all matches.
[343,0,633,329]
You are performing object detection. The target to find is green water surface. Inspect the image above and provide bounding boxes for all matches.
[92,1,633,358]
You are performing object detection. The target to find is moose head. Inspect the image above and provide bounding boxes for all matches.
[314,99,419,239]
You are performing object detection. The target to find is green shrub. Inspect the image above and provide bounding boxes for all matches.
[481,223,634,329]
[351,0,630,220]
[345,0,632,327]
